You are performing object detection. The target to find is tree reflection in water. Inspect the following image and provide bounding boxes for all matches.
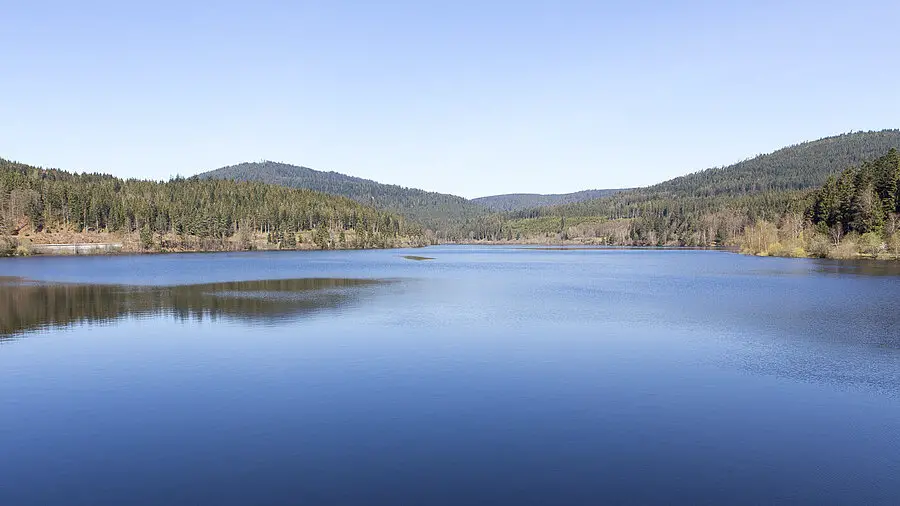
[0,278,388,338]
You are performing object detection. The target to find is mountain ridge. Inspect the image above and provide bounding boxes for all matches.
[491,129,900,247]
[1,157,426,254]
[198,161,489,234]
[523,129,900,219]
[197,130,900,241]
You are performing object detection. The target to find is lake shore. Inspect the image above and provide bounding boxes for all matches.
[452,237,900,261]
[7,232,898,261]
[1,230,428,257]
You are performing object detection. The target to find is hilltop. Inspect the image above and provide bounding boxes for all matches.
[1,158,425,255]
[198,161,489,234]
[487,130,900,247]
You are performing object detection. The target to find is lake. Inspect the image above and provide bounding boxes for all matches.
[1,247,898,505]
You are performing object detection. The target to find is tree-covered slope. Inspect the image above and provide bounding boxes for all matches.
[808,148,900,236]
[1,158,423,252]
[485,130,900,247]
[471,189,625,212]
[651,129,900,198]
[534,130,900,219]
[198,161,489,232]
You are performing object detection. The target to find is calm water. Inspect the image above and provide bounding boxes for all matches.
[1,247,898,505]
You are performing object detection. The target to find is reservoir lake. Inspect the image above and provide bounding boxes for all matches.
[1,246,898,505]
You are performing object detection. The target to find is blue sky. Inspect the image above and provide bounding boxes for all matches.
[3,0,898,198]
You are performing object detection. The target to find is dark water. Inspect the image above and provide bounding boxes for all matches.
[1,247,898,505]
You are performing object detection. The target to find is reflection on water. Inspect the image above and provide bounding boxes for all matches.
[0,277,387,338]
[813,258,900,276]
[0,248,899,505]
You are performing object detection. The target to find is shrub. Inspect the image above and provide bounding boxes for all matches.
[0,236,17,256]
[827,236,859,260]
[782,246,807,258]
[806,233,831,258]
[858,232,884,256]
[13,239,32,256]
[767,239,807,258]
[767,242,779,255]
[888,234,900,255]
[740,220,779,255]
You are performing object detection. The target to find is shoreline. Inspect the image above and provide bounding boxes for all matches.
[5,235,898,262]
[1,231,429,258]
[451,238,900,261]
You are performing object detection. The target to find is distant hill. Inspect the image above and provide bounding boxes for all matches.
[198,161,489,232]
[650,129,900,198]
[471,189,625,212]
[552,129,900,217]
[490,129,900,246]
[1,157,424,253]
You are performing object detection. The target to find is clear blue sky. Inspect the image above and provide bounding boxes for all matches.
[3,1,898,198]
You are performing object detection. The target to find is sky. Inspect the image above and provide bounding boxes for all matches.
[3,1,899,198]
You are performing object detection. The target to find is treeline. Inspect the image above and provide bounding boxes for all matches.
[457,131,900,250]
[457,191,811,247]
[199,161,491,234]
[747,148,900,259]
[738,150,900,259]
[481,150,900,260]
[808,149,900,238]
[1,158,424,252]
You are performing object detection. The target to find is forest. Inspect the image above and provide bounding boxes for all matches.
[199,161,490,233]
[471,189,625,212]
[808,149,900,236]
[459,131,900,259]
[4,130,900,259]
[0,158,425,256]
[195,131,900,252]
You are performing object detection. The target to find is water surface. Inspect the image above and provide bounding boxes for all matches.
[1,247,898,505]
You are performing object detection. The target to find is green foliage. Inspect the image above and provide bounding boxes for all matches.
[0,236,17,256]
[140,226,154,250]
[828,234,860,260]
[283,230,297,249]
[741,220,780,255]
[809,148,900,236]
[858,232,884,256]
[806,233,832,258]
[0,158,423,248]
[472,189,625,212]
[888,233,900,254]
[481,130,900,247]
[5,130,900,257]
[313,227,330,249]
[198,161,489,234]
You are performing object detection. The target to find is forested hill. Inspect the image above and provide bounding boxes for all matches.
[650,129,900,198]
[1,158,424,252]
[483,129,900,248]
[471,189,625,212]
[198,161,489,232]
[541,129,900,218]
